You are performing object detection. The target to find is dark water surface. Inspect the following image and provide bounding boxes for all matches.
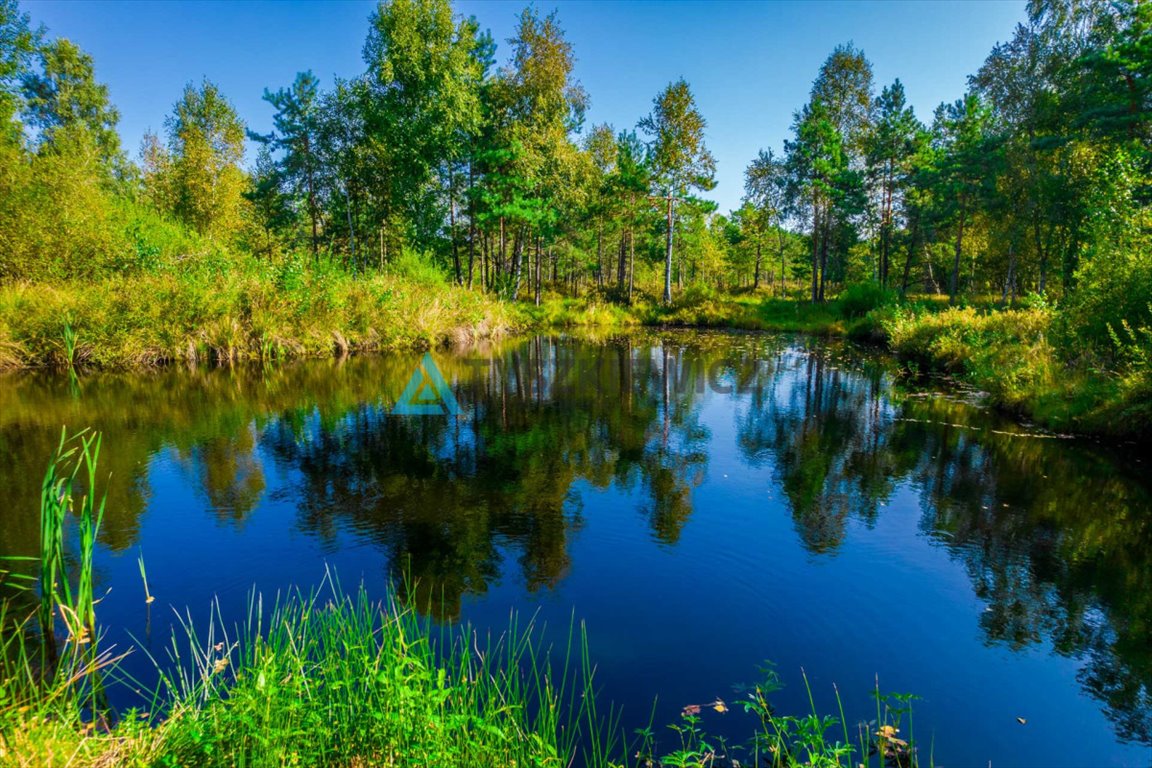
[1,332,1150,767]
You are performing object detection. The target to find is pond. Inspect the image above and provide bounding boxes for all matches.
[1,331,1150,767]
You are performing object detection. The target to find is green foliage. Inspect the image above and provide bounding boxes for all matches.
[836,282,894,318]
[0,0,34,135]
[1109,306,1152,373]
[389,247,449,286]
[150,579,603,767]
[151,80,249,240]
[22,37,122,167]
[1061,146,1152,346]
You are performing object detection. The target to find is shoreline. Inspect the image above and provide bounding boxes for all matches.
[1,280,1147,441]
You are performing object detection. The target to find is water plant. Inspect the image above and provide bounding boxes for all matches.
[36,429,105,657]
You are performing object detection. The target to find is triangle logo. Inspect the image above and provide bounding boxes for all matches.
[393,353,461,416]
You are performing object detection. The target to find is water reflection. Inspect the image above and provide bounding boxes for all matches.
[0,332,1149,750]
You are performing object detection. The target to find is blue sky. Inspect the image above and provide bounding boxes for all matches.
[25,0,1027,212]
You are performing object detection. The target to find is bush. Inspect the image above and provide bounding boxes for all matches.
[388,248,449,286]
[836,282,895,318]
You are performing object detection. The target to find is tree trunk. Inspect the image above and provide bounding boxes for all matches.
[1034,212,1047,295]
[810,201,820,303]
[467,161,476,289]
[617,229,627,289]
[534,235,542,306]
[343,183,356,268]
[776,227,787,298]
[819,226,828,303]
[664,193,674,304]
[305,136,318,262]
[900,212,919,298]
[1002,242,1017,306]
[950,210,965,304]
[449,167,461,285]
[880,159,893,289]
[628,228,635,304]
[482,230,489,291]
[511,226,524,299]
[596,220,604,288]
[753,238,761,290]
[499,217,506,280]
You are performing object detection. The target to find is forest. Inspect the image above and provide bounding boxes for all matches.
[3,2,1152,765]
[0,0,1150,434]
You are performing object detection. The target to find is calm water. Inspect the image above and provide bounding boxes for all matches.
[1,332,1150,767]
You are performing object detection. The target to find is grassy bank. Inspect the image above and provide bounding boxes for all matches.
[0,274,854,371]
[0,262,518,370]
[3,267,1147,438]
[0,431,925,768]
[876,304,1152,439]
[521,287,848,335]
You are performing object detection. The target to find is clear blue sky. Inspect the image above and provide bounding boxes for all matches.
[25,0,1027,213]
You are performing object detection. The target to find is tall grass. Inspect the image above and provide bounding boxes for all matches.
[145,575,616,767]
[0,265,520,369]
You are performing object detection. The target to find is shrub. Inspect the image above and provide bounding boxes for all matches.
[388,248,449,287]
[836,282,895,318]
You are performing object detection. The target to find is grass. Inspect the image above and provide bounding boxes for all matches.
[880,303,1152,438]
[524,286,848,336]
[0,431,930,768]
[0,259,518,370]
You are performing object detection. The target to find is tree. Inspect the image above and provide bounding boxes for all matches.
[0,0,33,138]
[745,147,792,294]
[866,79,922,289]
[360,0,488,252]
[476,6,586,298]
[162,80,248,239]
[610,129,650,299]
[787,99,848,301]
[21,38,121,169]
[250,71,323,257]
[932,92,995,303]
[245,145,295,260]
[584,122,616,287]
[810,42,875,161]
[1076,0,1151,147]
[638,78,716,303]
[783,44,875,302]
